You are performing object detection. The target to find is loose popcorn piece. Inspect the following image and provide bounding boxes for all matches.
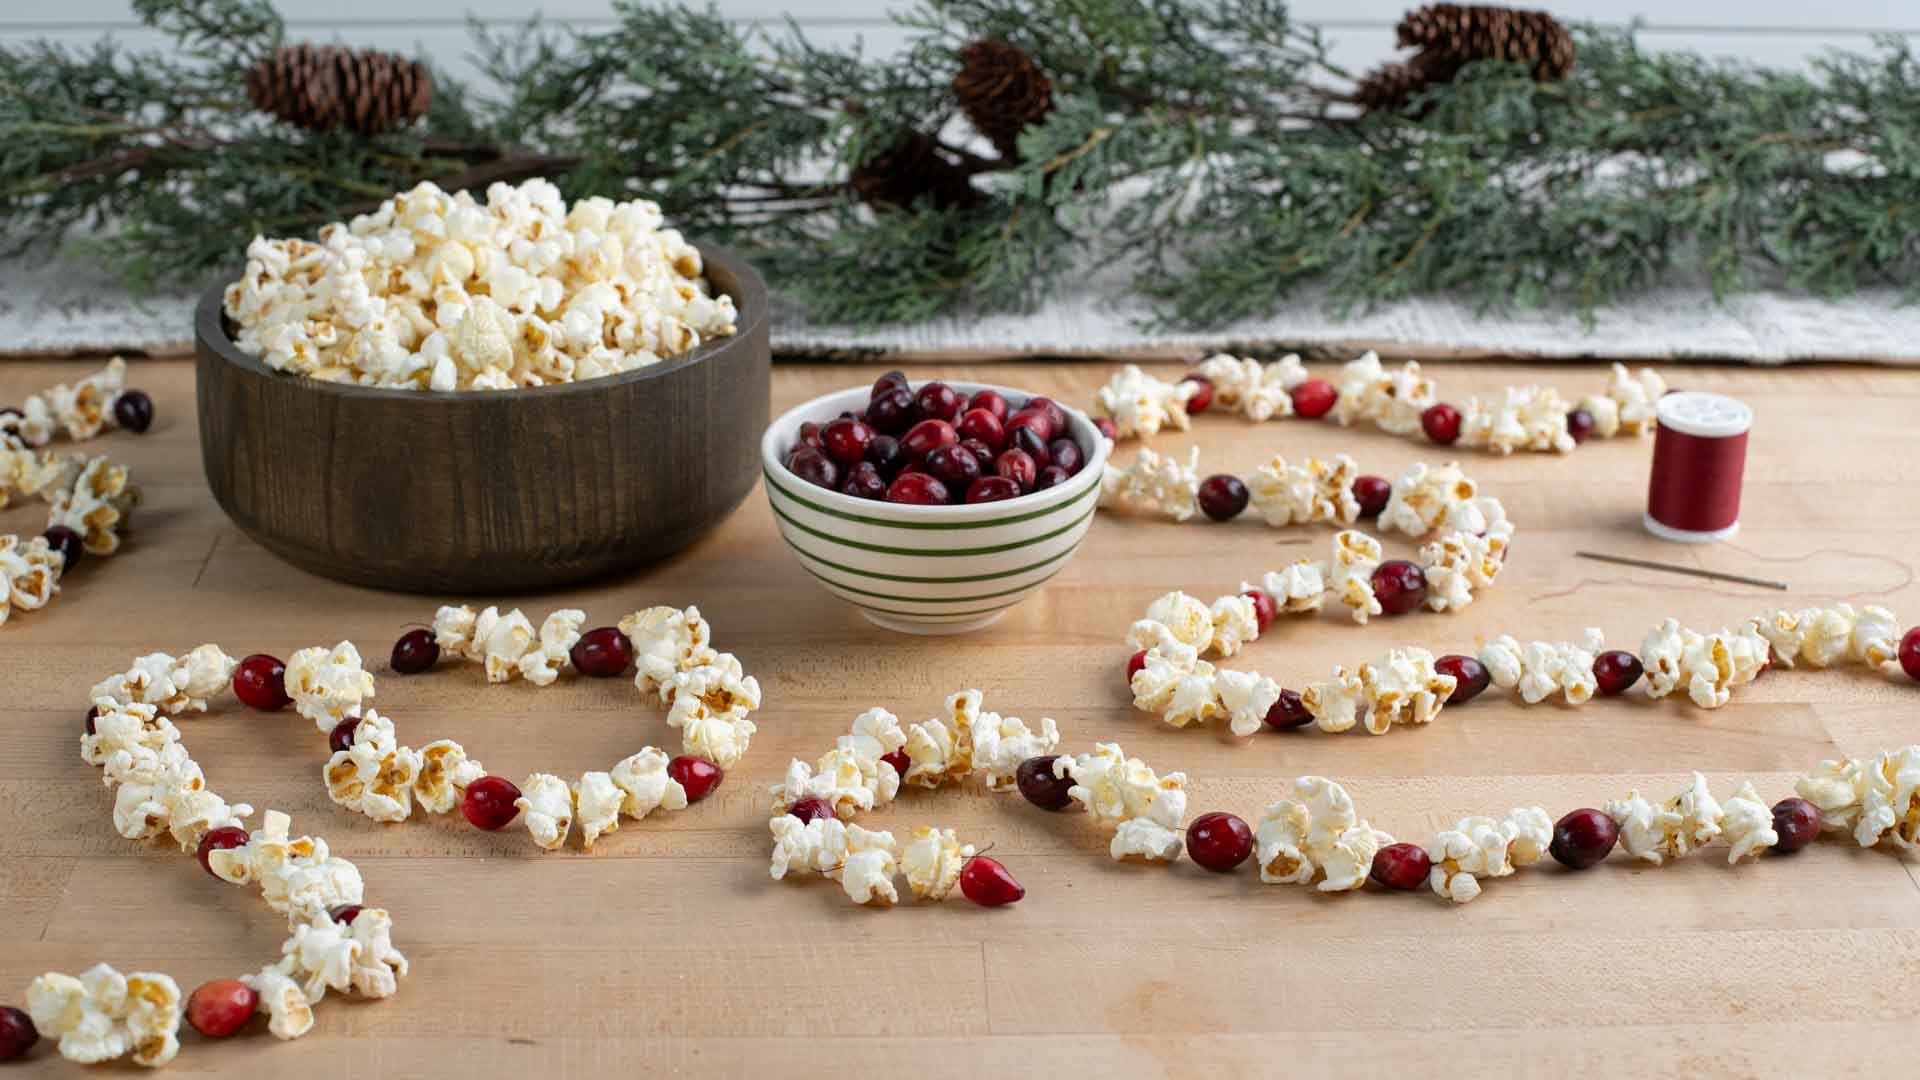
[515,772,575,851]
[1247,454,1360,528]
[1092,364,1192,439]
[1255,776,1391,892]
[1477,629,1605,705]
[1720,782,1780,863]
[26,964,182,1067]
[901,826,976,900]
[1606,772,1723,865]
[1099,446,1201,521]
[1426,807,1552,903]
[285,641,376,731]
[224,179,736,391]
[1640,618,1769,709]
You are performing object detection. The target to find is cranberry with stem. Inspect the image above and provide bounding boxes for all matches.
[959,854,1025,906]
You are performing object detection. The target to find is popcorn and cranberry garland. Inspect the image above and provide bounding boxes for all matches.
[237,605,757,853]
[767,689,1057,905]
[223,179,737,392]
[1,359,150,628]
[782,372,1091,505]
[13,646,408,1068]
[1091,352,1667,455]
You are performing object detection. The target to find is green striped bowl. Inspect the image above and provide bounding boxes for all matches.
[761,382,1109,635]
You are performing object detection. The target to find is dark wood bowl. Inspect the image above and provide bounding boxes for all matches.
[195,244,770,594]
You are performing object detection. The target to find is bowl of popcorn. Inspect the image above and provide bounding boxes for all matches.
[196,179,769,593]
[761,373,1109,635]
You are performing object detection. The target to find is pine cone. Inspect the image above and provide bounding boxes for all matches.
[1351,50,1462,112]
[1396,4,1576,81]
[849,132,984,212]
[246,43,433,135]
[953,39,1054,161]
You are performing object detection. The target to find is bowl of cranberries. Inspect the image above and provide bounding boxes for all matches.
[761,372,1109,635]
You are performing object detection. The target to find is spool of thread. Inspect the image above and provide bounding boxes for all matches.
[1644,391,1752,543]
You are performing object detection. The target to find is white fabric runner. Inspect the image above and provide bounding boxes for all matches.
[5,247,1915,364]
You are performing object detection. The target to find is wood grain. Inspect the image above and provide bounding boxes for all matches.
[2,355,1919,1078]
[194,245,770,594]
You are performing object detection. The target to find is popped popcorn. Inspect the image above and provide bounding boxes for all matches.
[769,814,851,879]
[242,963,315,1041]
[1099,446,1201,521]
[1458,384,1575,455]
[572,771,625,849]
[610,747,689,820]
[619,604,717,701]
[44,456,139,556]
[27,964,182,1067]
[1720,782,1779,863]
[1796,745,1920,849]
[515,772,575,851]
[285,641,376,731]
[835,825,900,906]
[1477,629,1605,705]
[518,608,586,686]
[1207,594,1261,658]
[1605,362,1667,436]
[1191,353,1295,421]
[224,180,736,391]
[1355,647,1455,733]
[1331,352,1435,435]
[1255,776,1391,892]
[1246,454,1360,527]
[969,712,1060,791]
[664,653,762,767]
[1327,530,1383,624]
[1426,807,1553,903]
[1750,604,1904,673]
[1606,772,1723,865]
[1640,618,1769,708]
[414,738,485,815]
[1092,364,1192,438]
[903,689,981,787]
[1242,560,1326,615]
[324,711,424,823]
[901,826,975,900]
[1214,668,1283,737]
[1112,817,1186,862]
[91,645,239,716]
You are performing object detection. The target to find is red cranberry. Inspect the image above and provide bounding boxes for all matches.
[841,462,889,500]
[966,389,1010,421]
[864,433,905,478]
[570,626,635,678]
[1126,649,1148,684]
[958,438,997,472]
[328,717,360,754]
[1369,560,1427,616]
[1006,409,1054,445]
[0,1004,37,1061]
[995,448,1038,491]
[1029,397,1070,435]
[462,775,523,831]
[1244,589,1275,634]
[786,447,839,490]
[669,755,724,802]
[1009,424,1051,468]
[1016,755,1076,810]
[1197,474,1249,521]
[959,855,1025,906]
[788,795,838,824]
[1369,842,1432,890]
[1034,465,1071,490]
[1592,650,1644,696]
[796,421,826,450]
[871,370,909,399]
[42,525,83,571]
[232,654,291,711]
[1771,797,1821,852]
[1290,377,1337,419]
[1047,437,1084,475]
[956,408,1006,452]
[881,747,910,777]
[1351,475,1391,518]
[329,903,363,925]
[887,471,950,505]
[1265,688,1312,730]
[823,417,875,464]
[966,476,1022,503]
[1565,408,1596,444]
[1420,402,1463,445]
[1187,811,1253,871]
[390,628,439,674]
[923,444,983,491]
[1435,654,1490,703]
[913,382,963,423]
[186,979,256,1039]
[1093,417,1119,441]
[84,705,98,735]
[1180,375,1214,414]
[1549,808,1619,869]
[866,387,917,435]
[900,418,958,461]
[196,825,250,878]
[113,389,155,434]
[1900,627,1920,681]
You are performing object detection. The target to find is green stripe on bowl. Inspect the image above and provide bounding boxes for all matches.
[789,557,1065,605]
[762,466,1098,530]
[767,499,1098,558]
[783,543,1079,584]
[835,597,1023,620]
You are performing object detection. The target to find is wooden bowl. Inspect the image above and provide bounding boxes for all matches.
[195,244,770,594]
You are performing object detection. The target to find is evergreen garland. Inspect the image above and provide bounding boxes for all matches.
[3,0,1919,329]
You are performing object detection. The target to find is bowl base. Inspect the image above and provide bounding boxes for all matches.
[860,609,1008,636]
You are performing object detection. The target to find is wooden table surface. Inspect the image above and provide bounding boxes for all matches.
[3,356,1918,1078]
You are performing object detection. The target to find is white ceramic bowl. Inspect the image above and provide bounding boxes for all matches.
[761,381,1110,635]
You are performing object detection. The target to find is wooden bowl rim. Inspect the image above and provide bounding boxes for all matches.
[195,241,769,401]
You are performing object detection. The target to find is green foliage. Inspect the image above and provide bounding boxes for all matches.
[4,0,1920,326]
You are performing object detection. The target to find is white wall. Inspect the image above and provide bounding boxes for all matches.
[5,2,1917,83]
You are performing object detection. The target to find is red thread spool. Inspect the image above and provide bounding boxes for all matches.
[1645,391,1752,543]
